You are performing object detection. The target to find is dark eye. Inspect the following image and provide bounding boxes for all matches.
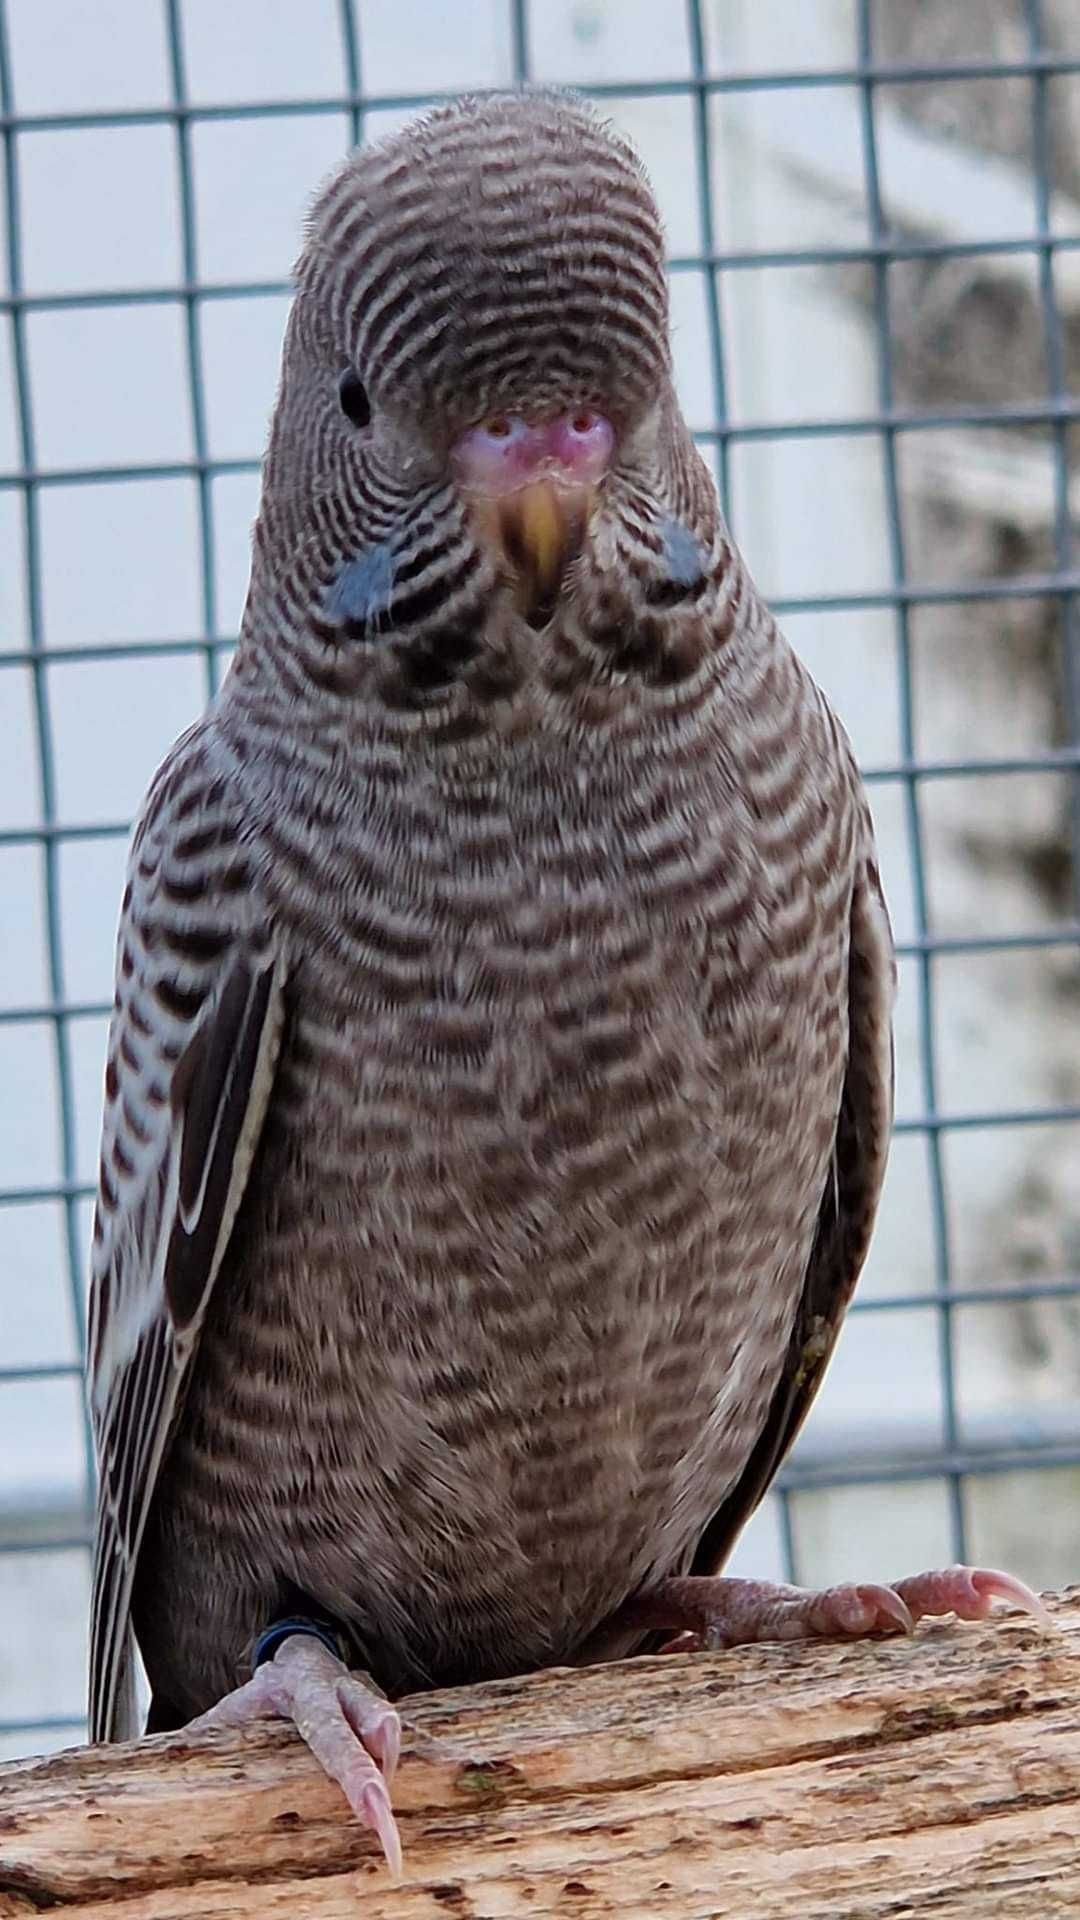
[338,369,371,429]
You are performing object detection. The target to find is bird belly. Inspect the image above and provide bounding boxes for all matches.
[142,930,837,1709]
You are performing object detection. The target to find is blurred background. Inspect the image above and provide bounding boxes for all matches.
[2,0,1079,1760]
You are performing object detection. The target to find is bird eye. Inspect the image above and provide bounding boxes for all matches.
[338,369,371,430]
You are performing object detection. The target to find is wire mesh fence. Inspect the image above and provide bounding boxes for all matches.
[1,0,1079,1756]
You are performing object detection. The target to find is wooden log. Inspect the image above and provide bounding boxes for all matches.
[2,1591,1080,1917]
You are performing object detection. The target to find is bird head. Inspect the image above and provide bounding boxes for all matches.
[250,91,721,703]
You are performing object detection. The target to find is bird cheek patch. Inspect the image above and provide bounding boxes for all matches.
[658,515,709,589]
[324,544,396,635]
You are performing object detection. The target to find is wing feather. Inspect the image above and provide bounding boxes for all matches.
[87,747,287,1742]
[692,833,896,1575]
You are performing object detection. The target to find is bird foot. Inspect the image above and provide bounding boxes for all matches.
[185,1634,402,1877]
[612,1565,1051,1653]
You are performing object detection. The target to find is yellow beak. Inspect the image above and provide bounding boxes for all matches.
[475,478,595,629]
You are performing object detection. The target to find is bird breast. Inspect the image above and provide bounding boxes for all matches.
[172,694,852,1685]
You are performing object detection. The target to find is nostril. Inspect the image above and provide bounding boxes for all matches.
[454,415,534,490]
[549,409,615,479]
[455,409,613,491]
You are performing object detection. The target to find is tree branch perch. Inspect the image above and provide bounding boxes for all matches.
[3,1592,1080,1917]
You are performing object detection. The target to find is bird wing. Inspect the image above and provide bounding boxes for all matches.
[691,826,896,1576]
[87,740,288,1741]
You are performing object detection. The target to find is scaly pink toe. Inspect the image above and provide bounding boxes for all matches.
[893,1565,1053,1629]
[186,1636,405,1872]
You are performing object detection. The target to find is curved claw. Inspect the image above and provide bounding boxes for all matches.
[361,1779,403,1883]
[854,1583,915,1637]
[339,1684,401,1783]
[658,1630,705,1656]
[893,1565,1054,1631]
[371,1704,402,1782]
[811,1582,914,1638]
[970,1568,1055,1629]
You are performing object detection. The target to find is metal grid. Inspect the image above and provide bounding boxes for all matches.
[0,0,1078,1751]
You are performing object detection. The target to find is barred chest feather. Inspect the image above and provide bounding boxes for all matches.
[139,655,857,1706]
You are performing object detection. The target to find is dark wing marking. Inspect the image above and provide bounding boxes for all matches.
[691,847,895,1576]
[166,954,281,1329]
[88,943,287,1742]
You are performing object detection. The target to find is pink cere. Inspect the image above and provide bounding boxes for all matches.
[453,410,615,496]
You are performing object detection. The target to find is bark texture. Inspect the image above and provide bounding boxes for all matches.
[3,1592,1080,1917]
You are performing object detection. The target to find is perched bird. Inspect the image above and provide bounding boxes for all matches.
[87,90,1044,1872]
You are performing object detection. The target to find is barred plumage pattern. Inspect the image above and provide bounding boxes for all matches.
[302,90,669,431]
[88,91,893,1738]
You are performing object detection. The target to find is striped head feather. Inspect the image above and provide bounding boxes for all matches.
[297,89,669,434]
[241,90,732,712]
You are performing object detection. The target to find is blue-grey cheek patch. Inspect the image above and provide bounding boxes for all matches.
[658,515,709,587]
[324,542,396,631]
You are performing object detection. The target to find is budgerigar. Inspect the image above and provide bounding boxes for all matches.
[87,92,1045,1874]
